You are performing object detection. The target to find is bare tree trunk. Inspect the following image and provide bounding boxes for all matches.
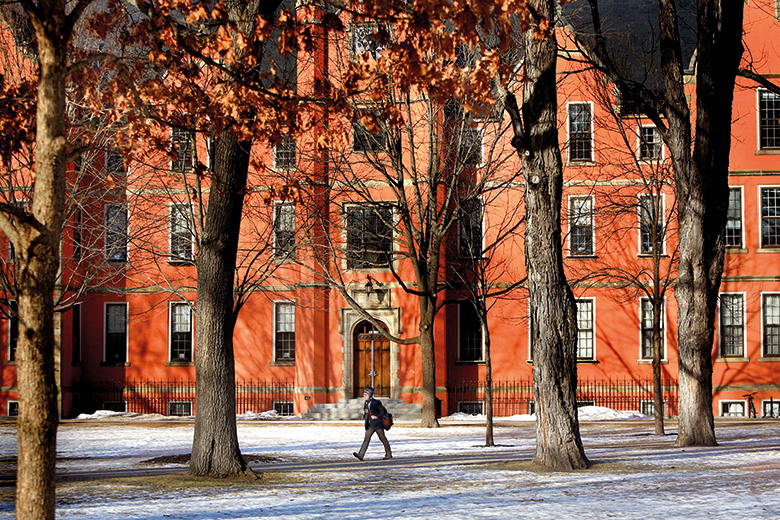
[15,3,69,518]
[189,134,254,477]
[652,295,665,435]
[419,295,439,428]
[674,0,744,447]
[508,0,589,470]
[484,326,495,447]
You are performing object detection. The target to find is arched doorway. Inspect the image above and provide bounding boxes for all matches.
[353,321,390,397]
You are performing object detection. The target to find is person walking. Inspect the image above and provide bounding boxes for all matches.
[353,386,392,461]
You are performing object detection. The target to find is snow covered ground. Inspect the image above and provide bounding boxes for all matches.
[1,407,779,519]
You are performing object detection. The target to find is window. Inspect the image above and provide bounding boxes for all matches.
[719,294,744,358]
[273,401,294,416]
[346,205,393,269]
[640,400,667,417]
[569,196,594,256]
[73,209,82,261]
[458,302,483,362]
[105,147,125,175]
[105,303,127,364]
[458,401,484,415]
[274,301,295,362]
[171,127,195,171]
[639,194,664,255]
[763,293,780,357]
[274,137,296,170]
[353,116,387,153]
[7,300,17,362]
[726,187,743,248]
[761,187,780,248]
[168,401,192,416]
[459,127,482,168]
[759,89,780,150]
[102,401,127,413]
[72,304,81,365]
[576,299,594,360]
[170,203,193,261]
[7,400,18,417]
[273,202,295,261]
[105,205,128,262]
[640,298,665,360]
[638,125,662,161]
[459,198,483,259]
[568,102,593,162]
[352,22,386,59]
[720,401,745,417]
[8,200,26,261]
[170,302,193,362]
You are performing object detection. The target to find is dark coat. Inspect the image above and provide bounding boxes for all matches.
[363,398,387,430]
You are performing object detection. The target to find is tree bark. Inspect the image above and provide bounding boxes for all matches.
[189,134,254,477]
[673,0,744,447]
[419,294,439,428]
[512,0,589,470]
[14,2,69,518]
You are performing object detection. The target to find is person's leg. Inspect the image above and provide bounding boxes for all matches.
[355,428,375,460]
[376,428,392,459]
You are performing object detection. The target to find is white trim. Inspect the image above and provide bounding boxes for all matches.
[273,137,296,171]
[167,400,193,417]
[760,292,780,358]
[104,204,128,262]
[342,202,395,272]
[726,186,745,248]
[639,296,667,362]
[757,88,780,151]
[170,127,195,172]
[566,101,594,163]
[273,201,296,261]
[103,302,129,363]
[567,194,595,256]
[168,301,193,362]
[575,297,596,360]
[169,202,194,261]
[637,193,666,256]
[758,185,780,249]
[636,123,664,162]
[273,300,296,362]
[6,400,18,417]
[718,399,746,417]
[717,292,746,358]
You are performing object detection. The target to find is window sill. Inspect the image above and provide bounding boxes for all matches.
[758,357,780,362]
[756,248,780,253]
[637,359,668,365]
[100,362,131,367]
[166,361,194,367]
[725,247,748,254]
[755,149,780,155]
[577,359,600,364]
[5,361,15,366]
[272,257,296,265]
[567,160,596,167]
[716,357,749,363]
[637,253,668,258]
[456,360,485,365]
[270,360,295,367]
[568,254,597,259]
[168,259,195,266]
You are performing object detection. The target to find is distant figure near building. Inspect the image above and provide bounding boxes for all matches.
[353,387,392,461]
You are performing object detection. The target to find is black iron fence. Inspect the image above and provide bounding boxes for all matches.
[447,378,679,418]
[71,379,294,418]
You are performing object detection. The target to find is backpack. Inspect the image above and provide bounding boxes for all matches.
[379,402,393,430]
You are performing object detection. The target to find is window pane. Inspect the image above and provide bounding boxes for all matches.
[641,298,663,359]
[726,188,743,248]
[761,187,780,247]
[764,294,780,356]
[274,203,296,260]
[759,90,780,149]
[170,204,193,260]
[459,198,483,259]
[569,103,592,162]
[576,299,594,359]
[639,126,661,160]
[171,128,194,171]
[171,303,192,362]
[275,302,295,361]
[570,196,593,255]
[460,128,482,168]
[105,304,127,363]
[459,302,483,362]
[346,205,393,269]
[106,206,128,261]
[274,137,296,170]
[720,294,744,357]
[639,195,663,255]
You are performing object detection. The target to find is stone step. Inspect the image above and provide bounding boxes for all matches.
[301,398,422,421]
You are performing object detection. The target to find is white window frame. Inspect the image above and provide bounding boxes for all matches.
[758,185,780,249]
[170,127,195,172]
[726,186,744,249]
[6,400,18,417]
[104,204,128,262]
[568,194,595,256]
[273,401,294,416]
[167,400,193,417]
[273,301,296,362]
[344,203,394,270]
[640,399,668,417]
[761,292,780,358]
[457,401,485,415]
[638,193,666,256]
[104,302,129,364]
[757,88,780,151]
[639,297,666,361]
[273,201,296,262]
[719,399,746,418]
[169,203,194,262]
[273,136,296,171]
[566,101,594,163]
[576,298,596,360]
[637,124,663,162]
[457,301,484,363]
[168,301,193,363]
[718,292,746,358]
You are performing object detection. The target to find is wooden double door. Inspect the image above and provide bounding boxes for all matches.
[353,321,390,397]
